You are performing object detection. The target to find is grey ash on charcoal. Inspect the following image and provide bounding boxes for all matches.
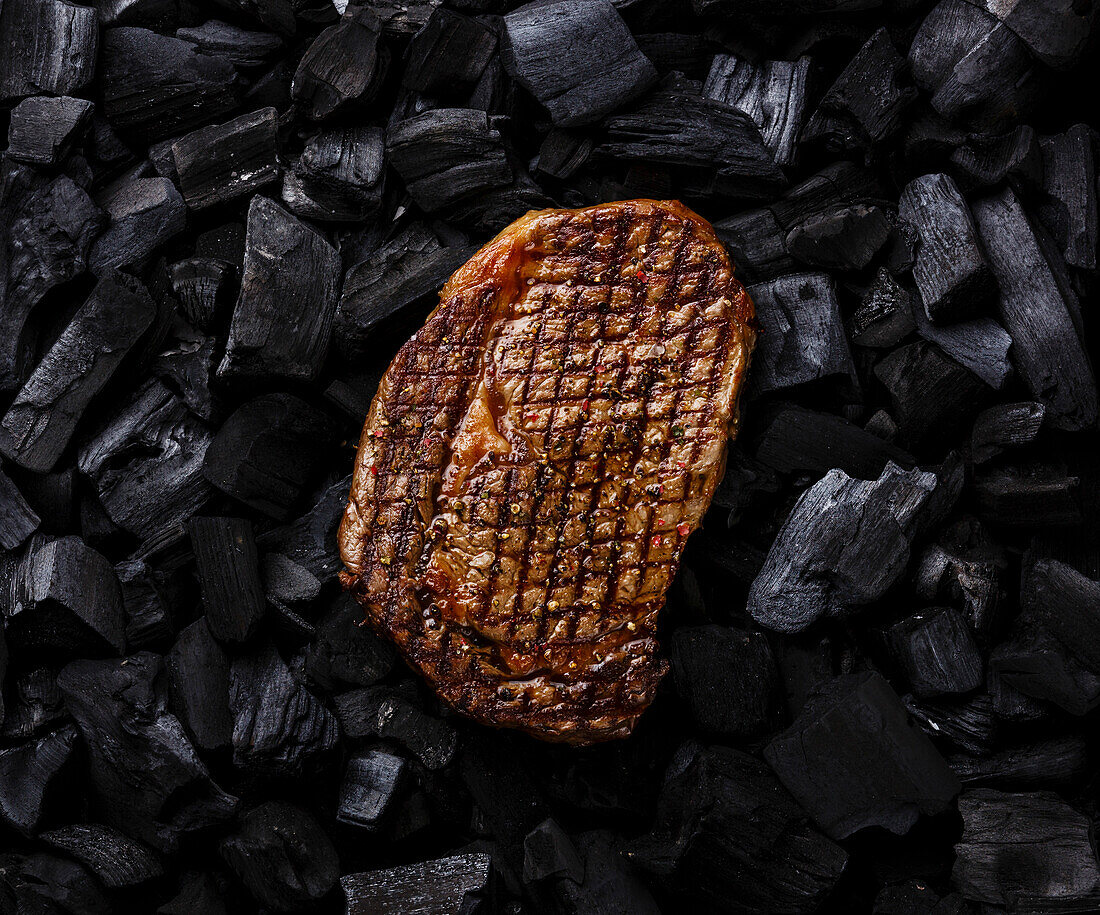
[0,0,1099,911]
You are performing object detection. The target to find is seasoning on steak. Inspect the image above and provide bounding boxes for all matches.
[339,200,756,744]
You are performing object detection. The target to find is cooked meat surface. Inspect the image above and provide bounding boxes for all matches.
[339,200,755,744]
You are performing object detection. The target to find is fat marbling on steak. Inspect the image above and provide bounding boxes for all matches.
[339,200,756,744]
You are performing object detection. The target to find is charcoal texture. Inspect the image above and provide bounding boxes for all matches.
[0,0,97,101]
[172,107,280,210]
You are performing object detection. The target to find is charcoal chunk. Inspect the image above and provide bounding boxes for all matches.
[256,475,349,581]
[291,5,385,120]
[218,196,341,383]
[745,273,854,397]
[115,560,175,650]
[305,593,395,690]
[784,203,892,271]
[1,853,110,914]
[749,463,945,633]
[670,625,778,738]
[57,653,238,852]
[950,736,1088,789]
[156,871,228,915]
[402,8,497,98]
[949,125,1042,191]
[6,96,94,167]
[88,177,187,273]
[220,802,339,912]
[334,687,456,770]
[899,173,997,324]
[502,0,656,127]
[524,818,584,884]
[41,824,164,888]
[991,627,1100,715]
[337,749,407,831]
[172,107,280,210]
[849,269,915,348]
[904,692,995,756]
[282,125,385,223]
[0,0,97,101]
[971,0,1098,69]
[101,28,241,143]
[229,640,338,778]
[971,401,1045,463]
[888,607,983,697]
[203,393,337,519]
[765,671,960,839]
[1037,124,1097,272]
[1022,559,1100,674]
[910,306,1013,391]
[973,187,1097,430]
[703,54,810,167]
[952,790,1100,905]
[186,517,265,643]
[915,519,1005,637]
[1,668,66,740]
[628,743,847,913]
[713,208,796,284]
[167,258,234,331]
[0,468,40,549]
[0,724,78,836]
[166,618,232,753]
[175,20,284,69]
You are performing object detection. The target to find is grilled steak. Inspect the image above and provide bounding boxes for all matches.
[339,200,756,744]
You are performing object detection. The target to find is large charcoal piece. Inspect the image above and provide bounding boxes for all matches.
[218,196,341,383]
[166,619,232,752]
[89,177,187,274]
[115,559,174,650]
[972,186,1098,431]
[502,0,657,127]
[0,469,40,549]
[283,126,385,223]
[628,744,847,913]
[337,749,406,830]
[745,273,854,396]
[992,625,1100,716]
[915,520,1004,637]
[703,54,810,167]
[342,853,493,915]
[101,28,241,143]
[334,687,456,770]
[971,0,1098,69]
[256,475,349,582]
[0,273,155,473]
[765,672,960,838]
[1021,559,1100,675]
[172,107,279,210]
[187,517,266,643]
[0,164,103,392]
[1038,124,1097,272]
[176,20,284,68]
[887,607,983,697]
[0,0,97,100]
[0,724,78,836]
[910,306,1013,391]
[78,379,214,548]
[291,5,385,120]
[41,824,163,888]
[749,462,946,633]
[949,736,1088,789]
[305,594,394,690]
[669,625,779,738]
[56,653,237,852]
[4,535,125,659]
[899,173,996,324]
[972,402,1045,463]
[229,639,338,778]
[6,96,94,167]
[167,258,233,331]
[386,108,513,213]
[905,692,995,756]
[952,790,1100,905]
[402,8,497,98]
[0,853,110,913]
[220,802,339,912]
[203,393,337,519]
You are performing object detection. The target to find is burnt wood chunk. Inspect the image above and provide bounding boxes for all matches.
[714,208,796,284]
[0,725,78,836]
[56,653,238,853]
[949,125,1042,191]
[187,517,266,643]
[971,402,1045,463]
[115,559,174,650]
[899,173,997,323]
[386,108,512,212]
[888,606,984,697]
[218,197,340,383]
[969,0,1098,69]
[1037,124,1097,271]
[949,736,1088,789]
[175,20,284,69]
[166,619,232,753]
[41,824,163,888]
[973,187,1098,431]
[256,475,349,581]
[784,203,891,270]
[765,671,960,838]
[903,692,995,756]
[402,8,497,97]
[89,178,187,274]
[0,468,40,549]
[974,460,1083,528]
[502,0,657,127]
[1,667,67,740]
[1022,559,1100,674]
[338,749,407,830]
[952,790,1100,905]
[305,594,395,690]
[220,802,339,912]
[172,107,279,210]
[78,380,214,549]
[0,274,156,472]
[915,520,1005,637]
[203,393,337,519]
[101,28,241,143]
[749,462,946,633]
[0,166,104,392]
[282,125,384,222]
[628,744,847,912]
[849,268,915,348]
[168,257,234,330]
[0,0,97,101]
[342,853,493,915]
[6,97,94,167]
[291,6,385,120]
[334,687,456,770]
[746,273,854,396]
[802,28,917,150]
[524,817,584,885]
[910,306,1013,391]
[992,622,1100,716]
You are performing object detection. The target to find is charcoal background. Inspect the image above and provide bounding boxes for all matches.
[1,0,1099,911]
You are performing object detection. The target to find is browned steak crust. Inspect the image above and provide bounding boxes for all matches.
[339,200,755,744]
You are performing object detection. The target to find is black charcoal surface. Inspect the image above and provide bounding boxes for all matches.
[0,0,97,101]
[187,516,266,643]
[887,606,984,697]
[166,618,232,753]
[337,749,407,830]
[172,107,280,210]
[88,177,187,274]
[282,125,385,223]
[342,852,493,915]
[291,5,385,120]
[41,823,164,888]
[334,687,456,770]
[6,96,94,167]
[0,724,78,836]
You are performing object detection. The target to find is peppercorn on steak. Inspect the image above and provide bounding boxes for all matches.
[339,200,755,744]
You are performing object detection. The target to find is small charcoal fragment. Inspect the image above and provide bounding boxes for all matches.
[172,107,279,210]
[0,468,40,549]
[256,475,349,581]
[305,594,395,690]
[115,560,175,651]
[915,520,1005,637]
[88,177,187,273]
[974,460,1083,527]
[670,625,778,738]
[849,268,915,348]
[0,724,78,836]
[713,208,796,284]
[888,607,983,697]
[57,653,238,852]
[949,735,1088,789]
[749,462,946,633]
[1,668,67,740]
[337,749,407,830]
[949,125,1042,191]
[168,258,234,331]
[166,618,232,753]
[764,671,960,838]
[175,20,284,69]
[282,125,385,222]
[6,96,94,167]
[1037,124,1097,272]
[973,0,1098,69]
[899,173,996,324]
[2,853,110,914]
[910,307,1013,391]
[218,196,341,383]
[1021,559,1100,674]
[41,824,164,888]
[524,818,584,884]
[0,0,97,100]
[904,692,995,756]
[991,626,1100,716]
[971,402,1045,464]
[187,517,266,643]
[952,790,1100,905]
[784,203,892,271]
[402,8,497,98]
[291,5,385,120]
[334,687,456,770]
[155,871,227,915]
[203,393,337,519]
[220,802,339,912]
[502,0,657,127]
[342,853,493,915]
